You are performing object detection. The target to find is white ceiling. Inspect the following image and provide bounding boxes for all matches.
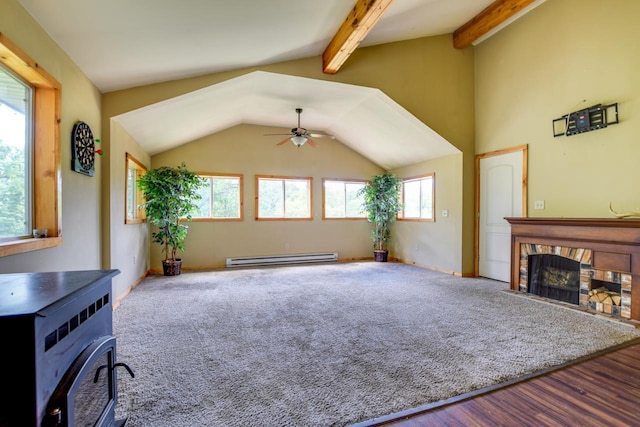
[17,0,545,167]
[18,0,504,93]
[112,71,461,169]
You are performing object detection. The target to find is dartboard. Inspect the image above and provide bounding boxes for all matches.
[72,121,95,176]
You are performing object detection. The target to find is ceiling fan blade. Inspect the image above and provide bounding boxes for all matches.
[276,138,291,146]
[264,133,293,136]
[308,133,335,139]
[306,138,317,148]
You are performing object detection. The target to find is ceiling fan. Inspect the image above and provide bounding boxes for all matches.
[265,108,335,148]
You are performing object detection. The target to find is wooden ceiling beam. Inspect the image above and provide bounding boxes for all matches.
[323,0,394,74]
[453,0,536,49]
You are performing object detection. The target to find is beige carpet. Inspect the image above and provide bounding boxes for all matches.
[113,262,640,426]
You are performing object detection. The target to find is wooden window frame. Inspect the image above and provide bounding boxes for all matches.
[191,173,244,222]
[0,34,62,257]
[322,178,367,220]
[398,173,435,222]
[125,153,147,224]
[255,175,313,221]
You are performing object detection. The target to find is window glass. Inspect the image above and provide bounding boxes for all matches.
[258,179,284,218]
[401,174,435,221]
[284,180,310,218]
[0,34,62,256]
[345,183,365,217]
[323,180,366,218]
[0,66,32,239]
[403,180,421,218]
[256,176,312,219]
[126,167,137,219]
[421,178,434,219]
[125,153,146,223]
[193,175,242,219]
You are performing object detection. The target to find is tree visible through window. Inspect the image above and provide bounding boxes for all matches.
[125,153,146,223]
[0,66,32,239]
[323,179,366,218]
[400,173,435,221]
[193,174,242,219]
[256,176,312,219]
[0,34,61,257]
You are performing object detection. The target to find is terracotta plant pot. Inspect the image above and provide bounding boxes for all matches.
[374,250,388,262]
[162,259,183,276]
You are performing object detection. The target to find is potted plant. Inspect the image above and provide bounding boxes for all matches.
[137,162,205,275]
[358,172,403,262]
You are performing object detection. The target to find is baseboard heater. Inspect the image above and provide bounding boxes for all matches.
[226,252,338,268]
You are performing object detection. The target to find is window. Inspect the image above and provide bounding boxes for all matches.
[0,34,61,257]
[125,153,147,224]
[0,65,32,239]
[192,174,243,220]
[323,179,366,219]
[399,173,435,221]
[256,175,312,220]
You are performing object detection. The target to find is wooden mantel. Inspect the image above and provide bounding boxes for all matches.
[506,217,640,229]
[506,217,640,320]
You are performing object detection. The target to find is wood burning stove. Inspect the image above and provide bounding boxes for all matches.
[0,270,133,427]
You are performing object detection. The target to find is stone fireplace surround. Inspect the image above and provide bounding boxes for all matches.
[506,218,640,321]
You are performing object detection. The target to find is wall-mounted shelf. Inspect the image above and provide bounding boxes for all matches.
[553,103,618,137]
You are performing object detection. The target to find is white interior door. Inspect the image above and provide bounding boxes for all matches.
[479,151,523,282]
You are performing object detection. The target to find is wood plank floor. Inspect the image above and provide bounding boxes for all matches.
[376,339,640,427]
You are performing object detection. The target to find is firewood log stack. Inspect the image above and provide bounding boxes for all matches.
[588,286,621,306]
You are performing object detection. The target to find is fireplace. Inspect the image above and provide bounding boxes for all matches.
[528,254,581,304]
[0,270,133,427]
[506,218,640,321]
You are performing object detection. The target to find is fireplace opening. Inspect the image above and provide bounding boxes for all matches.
[528,254,580,305]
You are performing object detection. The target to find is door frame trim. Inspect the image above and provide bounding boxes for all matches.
[475,144,528,277]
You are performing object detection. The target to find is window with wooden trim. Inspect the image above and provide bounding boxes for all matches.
[322,179,366,219]
[192,173,243,220]
[0,65,32,239]
[125,153,147,224]
[399,173,435,221]
[256,175,312,220]
[0,34,62,257]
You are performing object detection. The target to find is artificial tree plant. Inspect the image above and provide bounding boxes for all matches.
[358,172,403,262]
[137,162,205,275]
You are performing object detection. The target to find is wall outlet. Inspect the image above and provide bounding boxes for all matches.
[534,200,545,210]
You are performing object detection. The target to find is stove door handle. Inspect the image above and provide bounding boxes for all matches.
[93,362,135,383]
[94,364,108,383]
[115,362,136,378]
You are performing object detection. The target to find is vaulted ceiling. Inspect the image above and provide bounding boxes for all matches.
[112,71,462,169]
[18,0,546,167]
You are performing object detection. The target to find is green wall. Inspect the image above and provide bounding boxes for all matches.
[149,124,383,269]
[103,35,476,280]
[475,0,640,217]
[392,153,464,274]
[6,0,632,291]
[0,0,103,273]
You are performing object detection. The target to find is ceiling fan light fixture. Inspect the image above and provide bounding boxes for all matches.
[291,135,307,147]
